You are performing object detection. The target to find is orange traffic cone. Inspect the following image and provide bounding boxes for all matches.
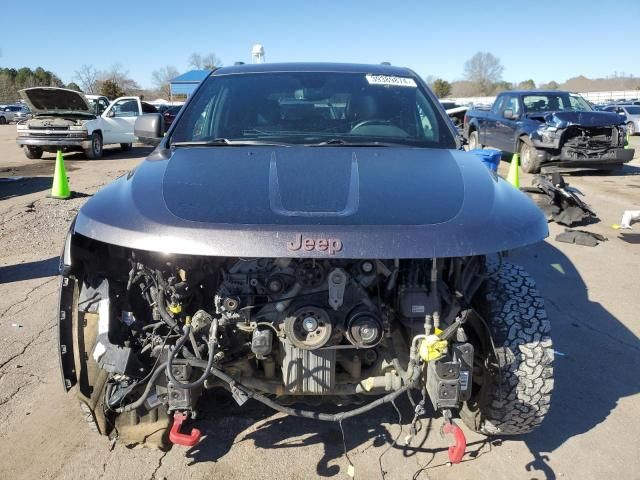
[50,150,71,199]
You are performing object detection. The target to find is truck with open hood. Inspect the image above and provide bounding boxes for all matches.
[463,90,634,173]
[16,87,157,159]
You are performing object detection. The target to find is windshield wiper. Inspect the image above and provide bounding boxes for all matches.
[306,138,396,147]
[171,138,290,147]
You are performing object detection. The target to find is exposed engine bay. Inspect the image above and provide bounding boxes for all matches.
[561,125,625,158]
[61,239,489,450]
[531,120,628,166]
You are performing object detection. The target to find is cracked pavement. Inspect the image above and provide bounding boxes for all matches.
[0,125,638,479]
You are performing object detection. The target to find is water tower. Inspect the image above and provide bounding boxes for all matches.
[252,44,265,64]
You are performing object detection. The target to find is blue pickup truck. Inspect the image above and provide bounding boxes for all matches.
[463,90,634,173]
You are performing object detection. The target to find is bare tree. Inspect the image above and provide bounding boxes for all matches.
[151,65,180,99]
[97,64,140,96]
[74,64,99,94]
[188,52,222,70]
[463,52,504,95]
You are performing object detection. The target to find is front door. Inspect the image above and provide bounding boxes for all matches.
[101,97,141,144]
[494,95,520,152]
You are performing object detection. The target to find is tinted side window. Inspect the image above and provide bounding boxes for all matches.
[141,102,158,113]
[502,95,520,115]
[492,95,506,113]
[112,99,139,117]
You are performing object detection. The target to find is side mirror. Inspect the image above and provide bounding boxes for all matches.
[503,109,517,120]
[134,113,164,146]
[106,110,115,117]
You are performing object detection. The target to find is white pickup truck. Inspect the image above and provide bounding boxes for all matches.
[16,87,157,159]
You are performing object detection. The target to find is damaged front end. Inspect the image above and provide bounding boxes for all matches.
[58,231,496,452]
[529,111,634,170]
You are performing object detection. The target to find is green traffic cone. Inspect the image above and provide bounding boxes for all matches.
[506,153,520,188]
[51,150,71,199]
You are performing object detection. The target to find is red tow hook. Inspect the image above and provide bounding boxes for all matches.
[169,411,202,447]
[442,421,466,464]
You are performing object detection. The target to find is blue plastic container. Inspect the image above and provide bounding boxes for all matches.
[468,148,501,173]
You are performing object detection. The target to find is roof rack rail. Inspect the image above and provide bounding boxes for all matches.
[380,62,391,65]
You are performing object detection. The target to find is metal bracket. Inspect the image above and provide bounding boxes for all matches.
[327,268,347,310]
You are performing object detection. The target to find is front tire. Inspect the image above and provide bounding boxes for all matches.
[68,274,169,448]
[461,261,553,435]
[23,146,43,159]
[627,122,635,136]
[84,132,103,159]
[520,141,542,173]
[0,116,7,125]
[468,130,481,150]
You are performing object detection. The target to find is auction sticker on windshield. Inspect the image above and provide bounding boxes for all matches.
[366,74,417,87]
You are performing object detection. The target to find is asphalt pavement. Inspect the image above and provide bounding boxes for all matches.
[0,125,638,480]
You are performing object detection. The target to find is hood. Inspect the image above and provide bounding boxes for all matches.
[163,147,465,226]
[73,146,548,258]
[528,110,624,128]
[19,87,92,115]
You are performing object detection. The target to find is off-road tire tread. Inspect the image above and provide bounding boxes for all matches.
[467,261,553,435]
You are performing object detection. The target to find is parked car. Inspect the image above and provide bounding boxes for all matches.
[16,87,158,159]
[12,105,32,123]
[0,104,29,124]
[58,63,553,455]
[162,105,182,131]
[463,90,634,172]
[601,104,640,135]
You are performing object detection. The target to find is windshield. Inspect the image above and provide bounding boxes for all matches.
[171,71,456,148]
[523,93,593,113]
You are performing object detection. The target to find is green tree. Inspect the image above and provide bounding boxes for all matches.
[66,82,83,92]
[99,79,125,99]
[432,78,452,98]
[517,79,536,90]
[0,73,18,103]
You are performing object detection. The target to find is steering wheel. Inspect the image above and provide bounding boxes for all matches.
[350,119,392,131]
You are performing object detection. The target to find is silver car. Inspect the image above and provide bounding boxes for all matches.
[12,105,32,123]
[603,104,640,135]
[0,104,31,124]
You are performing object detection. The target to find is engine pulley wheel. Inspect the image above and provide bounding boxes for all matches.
[346,312,383,348]
[295,261,325,288]
[285,306,332,350]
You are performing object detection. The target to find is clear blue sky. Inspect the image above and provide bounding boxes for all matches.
[2,0,639,88]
